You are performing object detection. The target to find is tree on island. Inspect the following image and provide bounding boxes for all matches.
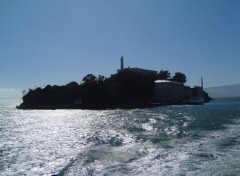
[158,70,171,80]
[66,81,79,89]
[82,74,97,84]
[97,75,107,85]
[172,72,187,84]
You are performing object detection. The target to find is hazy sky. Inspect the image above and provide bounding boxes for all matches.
[0,0,239,98]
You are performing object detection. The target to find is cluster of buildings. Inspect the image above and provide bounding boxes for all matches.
[117,56,158,76]
[117,57,206,104]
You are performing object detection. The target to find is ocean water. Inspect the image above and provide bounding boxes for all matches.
[1,98,240,176]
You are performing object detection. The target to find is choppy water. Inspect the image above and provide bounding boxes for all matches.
[1,98,240,176]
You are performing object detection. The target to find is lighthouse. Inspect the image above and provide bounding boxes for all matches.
[120,56,124,70]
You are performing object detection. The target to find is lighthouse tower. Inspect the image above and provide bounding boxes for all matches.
[117,56,125,73]
[120,56,124,70]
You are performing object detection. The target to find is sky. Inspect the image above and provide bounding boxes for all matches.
[0,0,239,98]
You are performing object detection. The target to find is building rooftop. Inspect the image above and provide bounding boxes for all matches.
[154,80,183,84]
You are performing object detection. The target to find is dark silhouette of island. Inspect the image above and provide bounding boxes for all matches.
[17,68,212,110]
[17,57,212,109]
[17,70,156,109]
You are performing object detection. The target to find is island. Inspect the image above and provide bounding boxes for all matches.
[17,57,212,110]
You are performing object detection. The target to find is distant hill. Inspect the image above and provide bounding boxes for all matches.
[205,84,240,98]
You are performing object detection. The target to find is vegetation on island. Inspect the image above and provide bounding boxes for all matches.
[158,70,187,83]
[19,70,156,109]
[18,69,211,109]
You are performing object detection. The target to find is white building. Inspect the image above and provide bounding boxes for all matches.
[154,80,185,103]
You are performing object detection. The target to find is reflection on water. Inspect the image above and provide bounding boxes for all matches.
[0,98,240,175]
